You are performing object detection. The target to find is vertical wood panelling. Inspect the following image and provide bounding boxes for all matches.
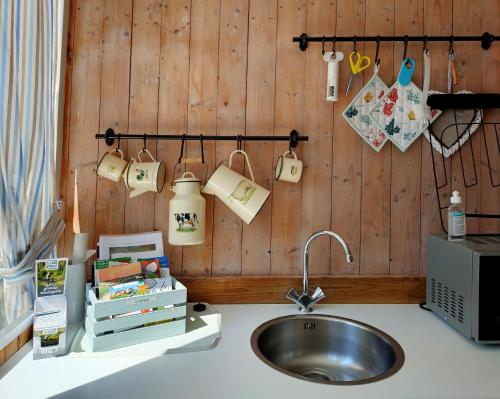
[155,0,191,276]
[452,0,482,233]
[301,0,336,275]
[63,0,103,254]
[390,0,423,275]
[420,0,452,275]
[94,0,132,239]
[480,0,500,233]
[183,0,221,275]
[124,0,161,234]
[61,0,499,279]
[212,0,249,275]
[331,0,364,274]
[270,0,307,274]
[360,0,394,275]
[241,0,277,275]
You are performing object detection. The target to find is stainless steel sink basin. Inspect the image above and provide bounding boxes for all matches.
[250,314,404,385]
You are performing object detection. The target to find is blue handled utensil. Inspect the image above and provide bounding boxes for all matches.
[397,57,416,86]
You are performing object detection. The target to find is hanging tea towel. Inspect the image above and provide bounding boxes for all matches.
[343,66,389,151]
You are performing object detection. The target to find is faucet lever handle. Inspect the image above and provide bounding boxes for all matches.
[286,288,300,302]
[311,287,325,302]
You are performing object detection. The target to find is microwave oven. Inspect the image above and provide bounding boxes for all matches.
[427,234,500,344]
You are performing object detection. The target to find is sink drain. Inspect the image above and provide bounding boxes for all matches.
[300,368,337,383]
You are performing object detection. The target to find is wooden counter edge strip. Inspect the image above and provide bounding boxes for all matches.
[178,275,426,304]
[0,327,33,368]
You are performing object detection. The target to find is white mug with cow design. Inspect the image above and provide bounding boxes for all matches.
[202,150,270,224]
[168,172,206,246]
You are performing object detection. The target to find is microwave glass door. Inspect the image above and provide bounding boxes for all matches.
[478,255,500,342]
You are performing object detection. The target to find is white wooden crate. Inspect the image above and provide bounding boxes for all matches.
[84,278,187,352]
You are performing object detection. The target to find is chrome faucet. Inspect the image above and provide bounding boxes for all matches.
[287,230,354,312]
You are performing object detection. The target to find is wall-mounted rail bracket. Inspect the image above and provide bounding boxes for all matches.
[481,32,495,50]
[299,33,308,51]
[104,128,115,146]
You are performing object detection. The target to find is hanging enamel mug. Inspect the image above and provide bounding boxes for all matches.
[97,148,128,182]
[124,149,166,198]
[203,150,270,224]
[168,172,206,246]
[275,150,303,183]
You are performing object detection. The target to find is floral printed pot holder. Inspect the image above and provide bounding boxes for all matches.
[369,81,441,152]
[367,56,441,152]
[343,70,389,151]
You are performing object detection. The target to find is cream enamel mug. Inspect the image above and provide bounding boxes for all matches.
[124,149,166,198]
[275,150,303,183]
[202,150,270,224]
[97,148,128,182]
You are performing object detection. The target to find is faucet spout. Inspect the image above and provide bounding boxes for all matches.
[287,230,353,312]
[302,230,353,295]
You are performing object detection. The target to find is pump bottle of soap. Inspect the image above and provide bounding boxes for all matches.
[448,191,466,241]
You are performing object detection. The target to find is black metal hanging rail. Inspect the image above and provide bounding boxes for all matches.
[96,128,307,148]
[293,32,496,51]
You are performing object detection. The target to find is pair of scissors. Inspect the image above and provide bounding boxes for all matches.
[345,51,371,95]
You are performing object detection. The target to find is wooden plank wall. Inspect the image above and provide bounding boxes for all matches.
[61,0,500,277]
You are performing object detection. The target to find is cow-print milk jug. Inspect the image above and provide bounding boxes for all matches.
[168,172,205,245]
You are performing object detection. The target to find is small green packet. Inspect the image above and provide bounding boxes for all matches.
[95,257,132,270]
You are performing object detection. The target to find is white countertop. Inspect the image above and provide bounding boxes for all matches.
[1,304,500,399]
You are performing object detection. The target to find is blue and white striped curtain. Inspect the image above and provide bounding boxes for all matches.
[0,0,66,324]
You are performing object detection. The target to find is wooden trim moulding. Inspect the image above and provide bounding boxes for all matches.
[178,275,426,304]
[0,326,32,368]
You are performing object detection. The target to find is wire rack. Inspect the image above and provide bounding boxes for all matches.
[427,94,500,236]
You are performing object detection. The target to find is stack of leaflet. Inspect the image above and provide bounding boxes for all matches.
[33,258,69,359]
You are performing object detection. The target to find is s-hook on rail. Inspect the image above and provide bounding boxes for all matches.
[96,128,308,148]
[293,32,496,51]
